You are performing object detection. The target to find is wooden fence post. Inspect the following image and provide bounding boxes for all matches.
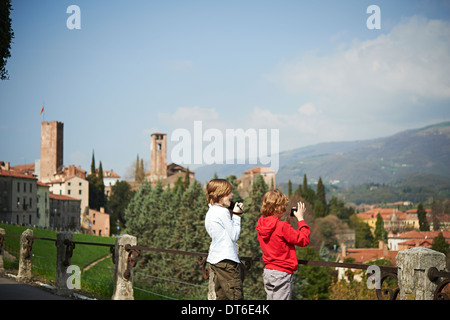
[0,228,5,275]
[112,234,137,300]
[396,247,446,300]
[17,229,33,282]
[56,231,75,297]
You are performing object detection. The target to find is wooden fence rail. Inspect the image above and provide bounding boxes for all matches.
[0,228,448,300]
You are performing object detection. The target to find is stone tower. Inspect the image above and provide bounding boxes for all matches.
[149,133,167,182]
[40,121,64,183]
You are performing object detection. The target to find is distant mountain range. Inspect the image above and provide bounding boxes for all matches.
[194,122,450,189]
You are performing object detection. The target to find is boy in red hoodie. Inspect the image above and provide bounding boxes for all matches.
[256,190,310,300]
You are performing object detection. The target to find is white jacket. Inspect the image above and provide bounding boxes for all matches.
[205,204,241,264]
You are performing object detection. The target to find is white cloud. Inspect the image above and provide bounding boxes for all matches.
[158,106,219,126]
[298,102,321,116]
[266,16,450,114]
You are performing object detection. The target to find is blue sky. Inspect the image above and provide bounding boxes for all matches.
[1,0,450,179]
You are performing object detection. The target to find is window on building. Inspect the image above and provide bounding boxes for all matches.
[17,182,20,192]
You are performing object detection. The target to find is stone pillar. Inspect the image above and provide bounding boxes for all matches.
[396,247,446,300]
[17,229,33,282]
[0,228,5,275]
[112,234,137,300]
[56,232,74,297]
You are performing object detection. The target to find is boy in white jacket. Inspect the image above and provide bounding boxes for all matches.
[205,179,244,300]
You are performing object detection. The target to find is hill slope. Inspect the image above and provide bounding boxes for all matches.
[195,122,450,188]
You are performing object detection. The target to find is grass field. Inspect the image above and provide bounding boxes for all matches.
[1,223,116,298]
[1,224,207,299]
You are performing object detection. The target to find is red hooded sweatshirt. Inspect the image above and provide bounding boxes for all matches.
[256,216,310,274]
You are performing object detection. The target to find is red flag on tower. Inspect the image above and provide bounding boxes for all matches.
[40,106,44,114]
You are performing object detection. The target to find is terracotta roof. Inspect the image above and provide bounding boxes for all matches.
[243,166,276,174]
[49,193,80,202]
[389,230,450,240]
[11,163,35,172]
[37,181,50,187]
[103,170,120,178]
[0,169,37,180]
[357,208,408,220]
[398,239,433,248]
[342,248,398,264]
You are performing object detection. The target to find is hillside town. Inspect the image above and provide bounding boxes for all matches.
[1,121,449,272]
[0,121,277,237]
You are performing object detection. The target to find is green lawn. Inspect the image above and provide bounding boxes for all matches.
[1,223,115,298]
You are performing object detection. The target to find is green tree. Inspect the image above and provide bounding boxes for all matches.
[183,168,190,189]
[106,180,134,234]
[294,247,332,300]
[225,175,243,203]
[90,151,96,175]
[373,213,387,247]
[432,232,449,256]
[350,214,374,248]
[134,154,145,183]
[299,174,317,206]
[0,0,14,80]
[124,179,210,298]
[417,203,430,231]
[316,177,326,208]
[240,174,268,299]
[287,179,293,197]
[328,196,355,223]
[87,151,106,210]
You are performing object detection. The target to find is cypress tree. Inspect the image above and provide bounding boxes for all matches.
[288,179,293,197]
[417,203,430,231]
[317,177,326,207]
[139,158,145,181]
[90,151,96,175]
[373,213,387,247]
[302,174,308,194]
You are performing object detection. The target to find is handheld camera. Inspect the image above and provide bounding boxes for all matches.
[229,201,243,214]
[290,207,297,217]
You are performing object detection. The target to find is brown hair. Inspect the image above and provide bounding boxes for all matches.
[260,189,289,217]
[206,179,233,205]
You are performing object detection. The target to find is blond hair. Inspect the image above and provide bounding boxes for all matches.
[206,179,233,205]
[260,189,288,217]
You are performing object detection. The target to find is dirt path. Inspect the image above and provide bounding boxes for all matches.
[83,254,111,272]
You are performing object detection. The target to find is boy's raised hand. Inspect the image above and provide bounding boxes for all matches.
[294,202,306,221]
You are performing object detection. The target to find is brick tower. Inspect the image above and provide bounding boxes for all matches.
[149,133,167,183]
[40,121,64,183]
